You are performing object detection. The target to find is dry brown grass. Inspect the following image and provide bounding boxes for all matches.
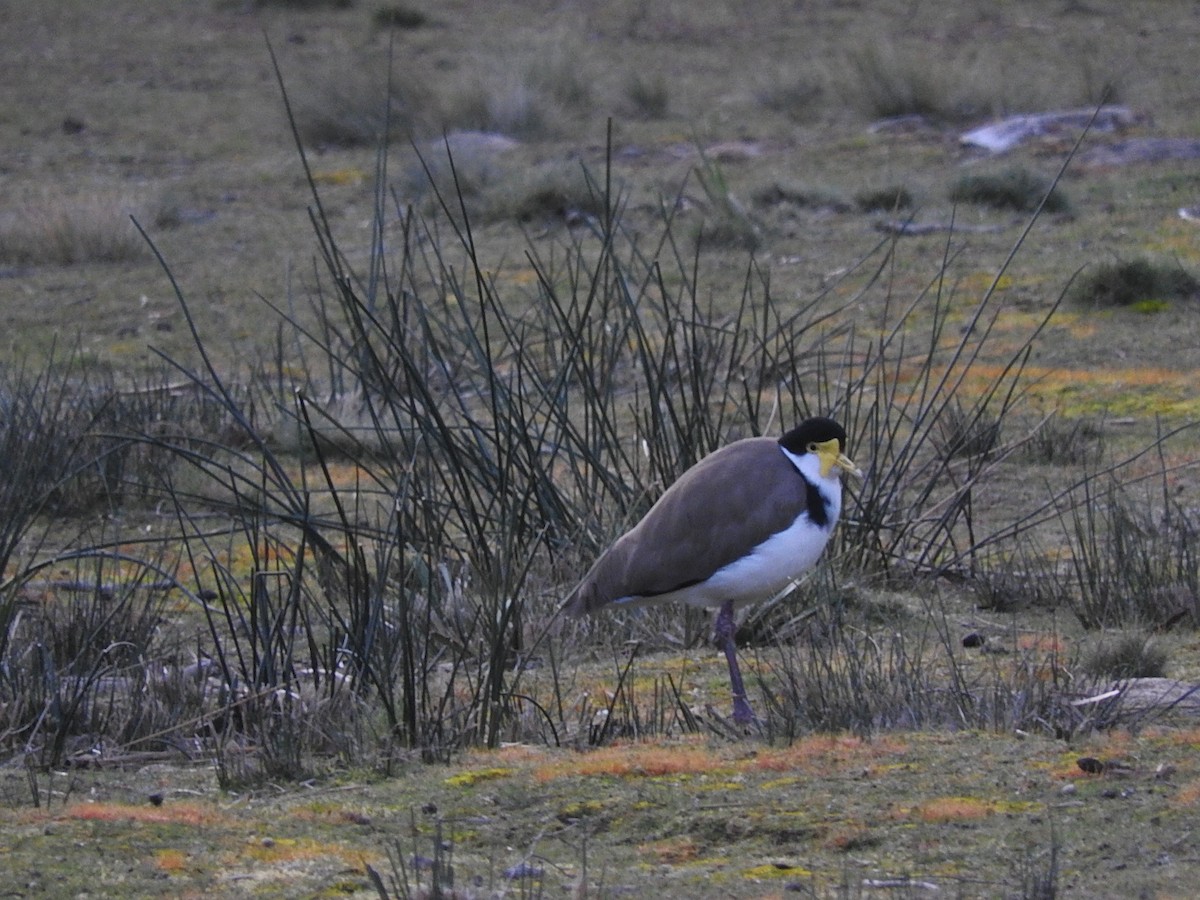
[0,189,147,266]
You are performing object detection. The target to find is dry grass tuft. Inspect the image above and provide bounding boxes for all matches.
[290,61,438,148]
[441,75,548,138]
[0,190,146,266]
[371,4,429,29]
[1022,413,1106,466]
[854,184,914,213]
[440,38,596,140]
[481,159,607,223]
[755,62,827,122]
[949,167,1070,213]
[935,399,1003,460]
[1069,257,1200,309]
[624,71,671,119]
[1083,633,1169,679]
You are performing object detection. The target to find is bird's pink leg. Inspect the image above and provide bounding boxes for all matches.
[714,599,755,725]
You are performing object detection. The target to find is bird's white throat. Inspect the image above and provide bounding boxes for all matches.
[781,444,844,523]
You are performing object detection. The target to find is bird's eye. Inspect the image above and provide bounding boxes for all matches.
[807,442,818,452]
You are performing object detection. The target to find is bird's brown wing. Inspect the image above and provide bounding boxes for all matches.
[564,437,810,614]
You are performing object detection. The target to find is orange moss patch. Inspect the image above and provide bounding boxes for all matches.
[1017,633,1067,655]
[1048,759,1092,780]
[503,266,541,286]
[823,824,878,852]
[639,836,703,864]
[1094,730,1136,757]
[751,734,907,774]
[195,535,331,584]
[915,796,994,823]
[62,801,225,827]
[536,734,913,783]
[155,848,190,872]
[38,548,154,587]
[241,836,359,865]
[536,738,730,781]
[312,168,365,187]
[1171,780,1200,808]
[1164,726,1200,750]
[292,804,373,827]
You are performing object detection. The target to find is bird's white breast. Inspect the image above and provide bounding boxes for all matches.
[675,508,835,608]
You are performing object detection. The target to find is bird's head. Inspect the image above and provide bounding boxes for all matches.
[781,417,863,480]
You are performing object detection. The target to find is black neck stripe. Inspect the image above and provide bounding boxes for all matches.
[797,468,830,528]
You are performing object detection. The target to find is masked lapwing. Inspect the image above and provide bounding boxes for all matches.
[564,417,861,725]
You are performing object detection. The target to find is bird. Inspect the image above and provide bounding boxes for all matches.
[563,416,861,725]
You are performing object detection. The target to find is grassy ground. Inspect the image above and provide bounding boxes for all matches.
[4,1,1200,897]
[4,724,1200,897]
[4,0,1200,389]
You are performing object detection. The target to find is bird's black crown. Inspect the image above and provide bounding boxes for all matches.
[778,417,847,455]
